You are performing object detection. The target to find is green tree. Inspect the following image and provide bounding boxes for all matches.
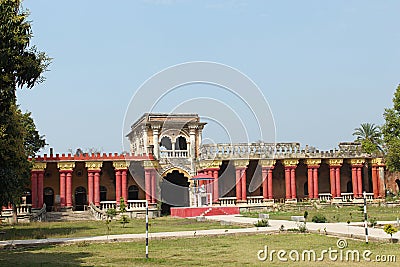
[0,0,49,220]
[352,123,382,154]
[382,85,400,171]
[383,224,398,243]
[119,197,129,228]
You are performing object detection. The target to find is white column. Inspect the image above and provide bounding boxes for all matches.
[189,126,196,158]
[142,125,148,155]
[152,125,160,159]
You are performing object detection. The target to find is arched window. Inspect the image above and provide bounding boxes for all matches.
[160,136,172,150]
[128,185,139,200]
[175,136,187,150]
[100,186,107,201]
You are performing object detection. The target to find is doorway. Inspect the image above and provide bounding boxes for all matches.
[74,186,87,211]
[44,187,54,211]
[160,170,190,215]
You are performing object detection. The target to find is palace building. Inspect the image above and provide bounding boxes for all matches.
[25,113,392,217]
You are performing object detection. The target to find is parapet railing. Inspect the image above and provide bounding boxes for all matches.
[160,150,189,158]
[127,200,147,210]
[199,142,369,160]
[89,202,107,220]
[100,201,116,211]
[30,203,47,222]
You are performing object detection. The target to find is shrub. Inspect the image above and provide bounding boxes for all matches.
[384,224,398,242]
[311,214,327,223]
[369,217,378,228]
[254,219,270,227]
[297,223,307,233]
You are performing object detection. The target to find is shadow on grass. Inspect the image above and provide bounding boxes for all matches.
[0,245,93,266]
[0,225,95,241]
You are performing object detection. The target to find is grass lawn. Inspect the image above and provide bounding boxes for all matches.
[0,217,242,241]
[0,233,399,266]
[242,205,400,223]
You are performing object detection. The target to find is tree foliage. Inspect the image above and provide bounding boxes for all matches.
[352,123,382,154]
[382,84,400,171]
[0,0,49,208]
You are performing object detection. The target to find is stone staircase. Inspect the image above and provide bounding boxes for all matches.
[46,211,95,222]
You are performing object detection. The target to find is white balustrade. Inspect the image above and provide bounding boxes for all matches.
[341,193,354,202]
[160,150,188,158]
[100,201,116,211]
[247,196,264,205]
[17,204,32,214]
[365,193,374,202]
[127,200,147,210]
[219,197,237,206]
[318,193,332,202]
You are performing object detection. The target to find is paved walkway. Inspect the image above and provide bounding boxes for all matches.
[206,215,400,242]
[1,215,399,248]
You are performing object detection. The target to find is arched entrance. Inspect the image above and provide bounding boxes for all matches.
[44,187,54,211]
[160,169,190,215]
[74,186,87,211]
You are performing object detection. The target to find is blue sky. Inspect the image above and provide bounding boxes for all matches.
[16,0,400,153]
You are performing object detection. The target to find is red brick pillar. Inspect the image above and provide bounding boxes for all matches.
[37,171,44,208]
[88,171,94,204]
[122,170,128,204]
[31,172,38,208]
[308,167,315,199]
[115,170,121,203]
[284,160,298,200]
[94,171,100,206]
[290,168,296,199]
[150,170,157,204]
[212,169,219,202]
[357,167,363,197]
[267,168,274,199]
[328,159,343,199]
[113,161,129,204]
[262,167,268,199]
[241,168,247,201]
[285,167,291,200]
[329,166,336,198]
[261,160,276,200]
[371,166,378,198]
[59,172,66,207]
[235,168,242,201]
[313,167,319,199]
[371,158,385,198]
[305,159,321,200]
[351,165,358,198]
[335,167,341,197]
[144,168,151,203]
[86,161,102,207]
[66,171,73,207]
[31,163,47,209]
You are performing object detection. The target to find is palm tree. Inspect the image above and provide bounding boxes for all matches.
[352,123,383,154]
